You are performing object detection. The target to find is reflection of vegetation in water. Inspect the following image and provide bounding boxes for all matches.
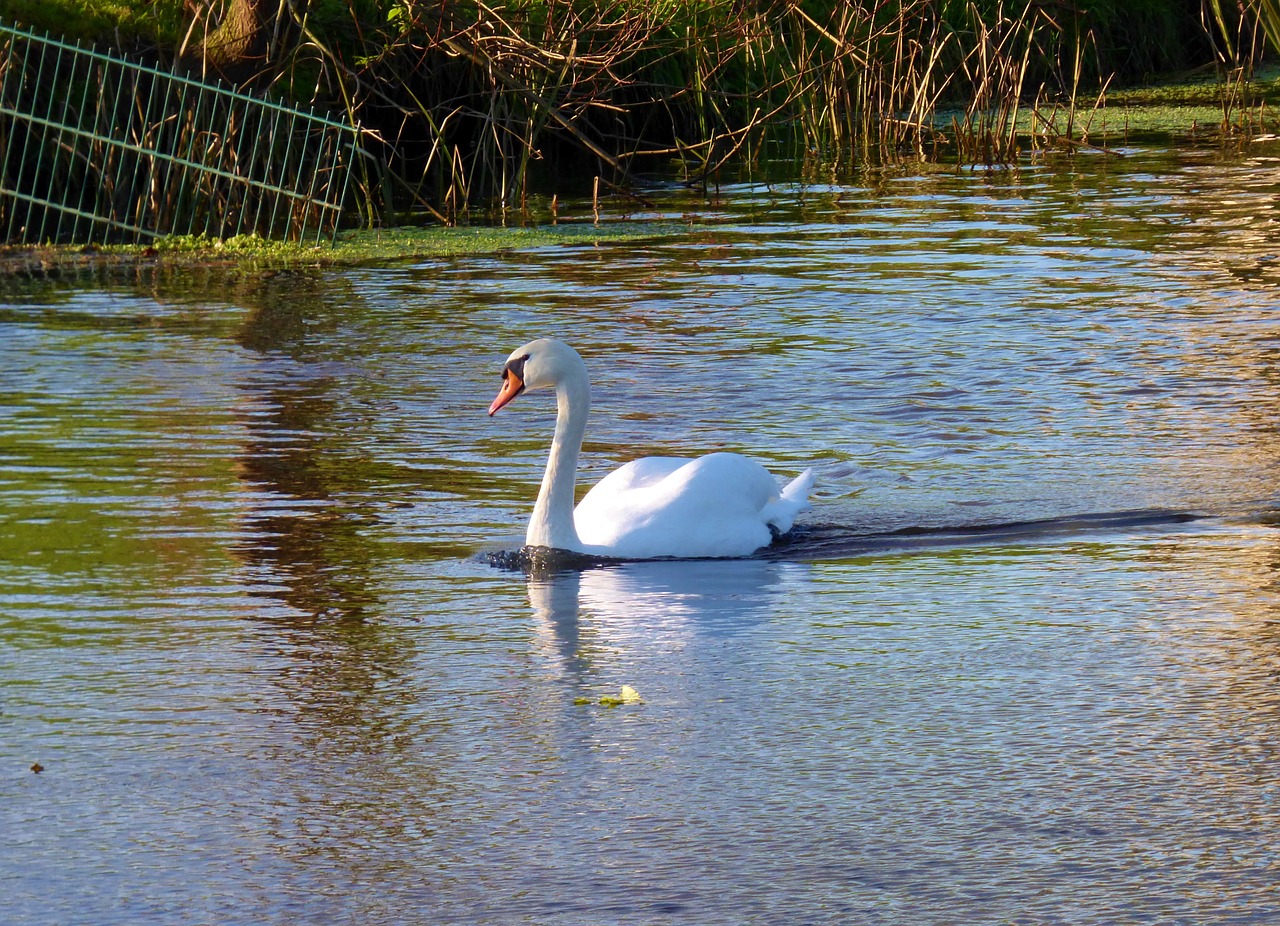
[0,295,246,630]
[228,273,388,623]
[0,262,470,659]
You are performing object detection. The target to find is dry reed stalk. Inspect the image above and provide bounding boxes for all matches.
[239,0,1111,220]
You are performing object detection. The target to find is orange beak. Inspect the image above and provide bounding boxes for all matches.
[488,370,525,416]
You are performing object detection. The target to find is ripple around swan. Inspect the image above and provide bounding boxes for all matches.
[5,147,1280,924]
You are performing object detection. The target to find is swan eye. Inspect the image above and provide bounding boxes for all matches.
[503,353,531,381]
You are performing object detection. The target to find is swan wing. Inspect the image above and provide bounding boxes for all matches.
[584,456,691,495]
[575,453,812,558]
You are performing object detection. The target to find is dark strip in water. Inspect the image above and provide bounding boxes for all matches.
[481,508,1206,573]
[760,508,1205,562]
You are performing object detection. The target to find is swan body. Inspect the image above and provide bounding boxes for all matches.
[487,338,814,559]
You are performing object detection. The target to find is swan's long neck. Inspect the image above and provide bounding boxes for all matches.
[526,367,589,551]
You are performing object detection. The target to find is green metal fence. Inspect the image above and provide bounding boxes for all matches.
[0,19,360,245]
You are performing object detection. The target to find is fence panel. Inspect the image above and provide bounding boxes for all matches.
[0,20,360,245]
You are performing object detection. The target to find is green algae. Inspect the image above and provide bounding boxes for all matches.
[0,221,681,275]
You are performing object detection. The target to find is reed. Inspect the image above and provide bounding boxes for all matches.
[1204,0,1280,68]
[287,0,1100,213]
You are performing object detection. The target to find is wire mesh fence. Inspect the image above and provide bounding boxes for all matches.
[0,19,361,245]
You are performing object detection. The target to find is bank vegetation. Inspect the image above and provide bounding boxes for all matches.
[5,0,1280,221]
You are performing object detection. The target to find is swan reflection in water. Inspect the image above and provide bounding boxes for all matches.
[525,557,814,675]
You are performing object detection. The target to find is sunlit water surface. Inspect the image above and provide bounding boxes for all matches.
[4,148,1280,923]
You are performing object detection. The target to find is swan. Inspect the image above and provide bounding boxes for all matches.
[487,338,814,559]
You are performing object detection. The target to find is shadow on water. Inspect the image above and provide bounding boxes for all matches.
[761,506,1207,560]
[483,506,1207,574]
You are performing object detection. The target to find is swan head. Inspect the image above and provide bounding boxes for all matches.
[487,338,588,416]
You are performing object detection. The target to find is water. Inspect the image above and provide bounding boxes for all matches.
[4,147,1280,923]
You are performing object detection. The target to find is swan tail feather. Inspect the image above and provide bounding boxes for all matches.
[781,468,815,508]
[762,468,815,535]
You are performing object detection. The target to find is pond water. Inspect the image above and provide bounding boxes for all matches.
[4,146,1280,924]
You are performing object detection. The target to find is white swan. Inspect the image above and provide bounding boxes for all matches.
[487,338,814,559]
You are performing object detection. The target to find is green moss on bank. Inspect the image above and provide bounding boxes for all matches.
[0,222,675,275]
[1109,64,1280,107]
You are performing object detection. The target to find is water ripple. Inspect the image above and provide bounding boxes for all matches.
[4,147,1280,924]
